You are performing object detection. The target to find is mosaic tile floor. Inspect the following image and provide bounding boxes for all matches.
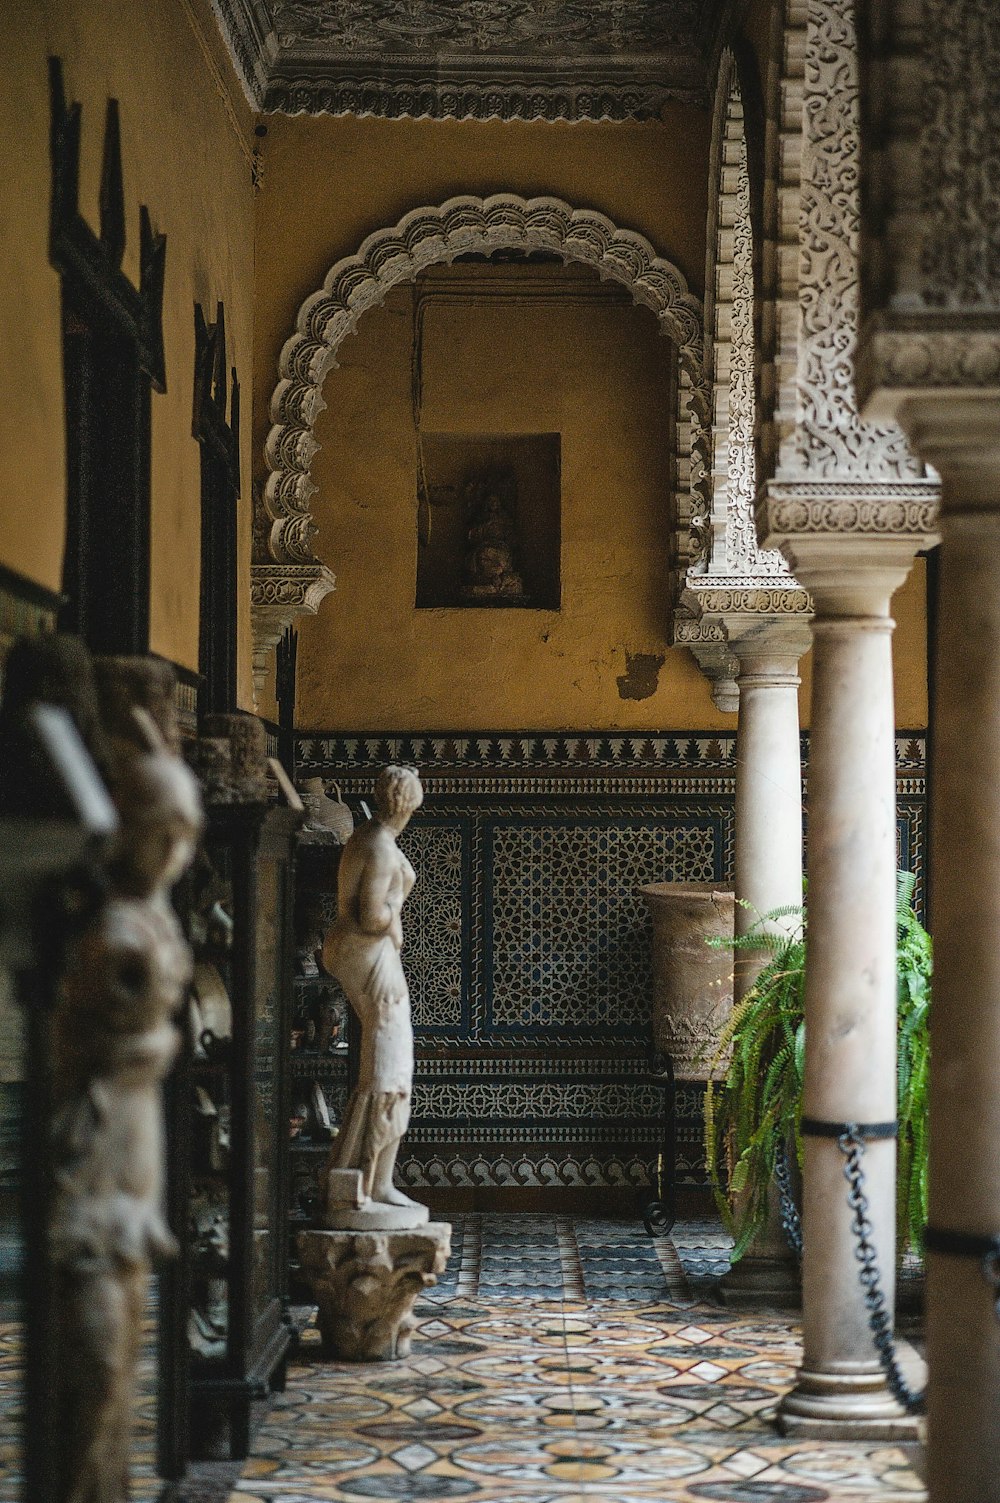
[232,1216,925,1503]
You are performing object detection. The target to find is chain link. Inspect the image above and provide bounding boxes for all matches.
[982,1246,1000,1321]
[839,1127,925,1416]
[773,1143,802,1259]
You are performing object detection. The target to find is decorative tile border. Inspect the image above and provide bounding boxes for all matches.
[297,729,925,1191]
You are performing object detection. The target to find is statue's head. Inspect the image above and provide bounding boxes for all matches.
[107,709,205,895]
[375,765,423,827]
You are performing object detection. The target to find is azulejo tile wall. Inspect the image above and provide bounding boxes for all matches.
[295,732,926,1197]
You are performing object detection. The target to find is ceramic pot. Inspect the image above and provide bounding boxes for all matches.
[637,881,736,1079]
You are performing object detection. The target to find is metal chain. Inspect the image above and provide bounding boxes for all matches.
[773,1143,802,1259]
[982,1246,1000,1321]
[839,1127,926,1415]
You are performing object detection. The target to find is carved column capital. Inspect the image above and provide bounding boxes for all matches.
[758,477,939,615]
[250,561,336,699]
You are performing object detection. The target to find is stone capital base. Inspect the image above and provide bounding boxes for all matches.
[777,1357,923,1440]
[298,1223,451,1362]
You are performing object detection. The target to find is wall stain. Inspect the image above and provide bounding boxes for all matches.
[616,650,665,701]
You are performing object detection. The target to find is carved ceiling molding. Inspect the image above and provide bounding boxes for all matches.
[211,0,723,119]
[256,193,710,690]
[856,1,1000,429]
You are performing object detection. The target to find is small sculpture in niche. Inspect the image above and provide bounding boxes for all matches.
[460,465,525,600]
[320,766,427,1229]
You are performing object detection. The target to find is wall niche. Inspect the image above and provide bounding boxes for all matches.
[416,432,561,609]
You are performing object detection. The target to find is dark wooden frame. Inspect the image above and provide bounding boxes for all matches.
[193,305,241,718]
[166,805,293,1460]
[49,56,166,656]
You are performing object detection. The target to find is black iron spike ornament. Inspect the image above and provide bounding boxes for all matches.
[48,57,81,247]
[99,98,126,269]
[139,205,167,392]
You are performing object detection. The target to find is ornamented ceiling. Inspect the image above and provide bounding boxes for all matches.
[211,0,732,121]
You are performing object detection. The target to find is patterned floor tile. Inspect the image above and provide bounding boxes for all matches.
[224,1216,925,1503]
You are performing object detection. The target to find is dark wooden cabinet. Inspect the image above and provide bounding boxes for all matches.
[162,795,300,1465]
[286,828,350,1301]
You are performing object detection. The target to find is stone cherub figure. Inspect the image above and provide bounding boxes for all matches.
[320,765,428,1230]
[53,700,203,1503]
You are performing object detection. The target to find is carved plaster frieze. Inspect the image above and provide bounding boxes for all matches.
[251,562,336,696]
[757,0,807,487]
[780,0,922,484]
[210,0,723,119]
[855,1,1000,464]
[687,585,812,617]
[270,0,709,59]
[263,75,698,122]
[760,481,940,544]
[857,323,1000,420]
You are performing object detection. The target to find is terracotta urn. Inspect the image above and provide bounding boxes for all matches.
[637,882,736,1079]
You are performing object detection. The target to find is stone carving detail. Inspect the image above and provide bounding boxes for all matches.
[918,2,1000,312]
[264,76,690,122]
[297,1223,451,1360]
[757,0,807,487]
[726,122,767,574]
[678,51,806,677]
[855,1,1000,415]
[211,0,721,119]
[790,0,921,481]
[764,488,939,539]
[49,653,202,1503]
[259,193,708,682]
[270,0,706,58]
[638,882,735,1080]
[691,586,813,615]
[250,561,335,695]
[858,331,1000,405]
[461,466,525,600]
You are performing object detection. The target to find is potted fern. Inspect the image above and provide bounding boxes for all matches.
[704,871,931,1263]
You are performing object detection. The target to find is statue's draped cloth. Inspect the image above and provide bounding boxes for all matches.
[325,925,413,1200]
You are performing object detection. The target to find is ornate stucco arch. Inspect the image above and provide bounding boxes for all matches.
[250,192,711,689]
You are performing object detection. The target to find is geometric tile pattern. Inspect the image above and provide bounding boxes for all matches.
[399,824,466,1032]
[487,820,717,1033]
[295,732,926,1193]
[233,1215,925,1503]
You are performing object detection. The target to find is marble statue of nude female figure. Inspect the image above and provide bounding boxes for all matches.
[320,765,429,1230]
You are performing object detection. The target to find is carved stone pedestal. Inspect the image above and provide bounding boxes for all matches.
[298,1223,451,1361]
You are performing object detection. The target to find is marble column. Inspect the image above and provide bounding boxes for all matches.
[729,625,811,999]
[719,622,811,1307]
[775,554,917,1438]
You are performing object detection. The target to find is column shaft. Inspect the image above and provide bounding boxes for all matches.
[927,511,1000,1502]
[778,583,911,1437]
[733,653,805,999]
[720,645,807,1307]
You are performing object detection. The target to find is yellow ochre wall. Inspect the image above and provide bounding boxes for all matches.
[254,111,927,732]
[1,0,258,703]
